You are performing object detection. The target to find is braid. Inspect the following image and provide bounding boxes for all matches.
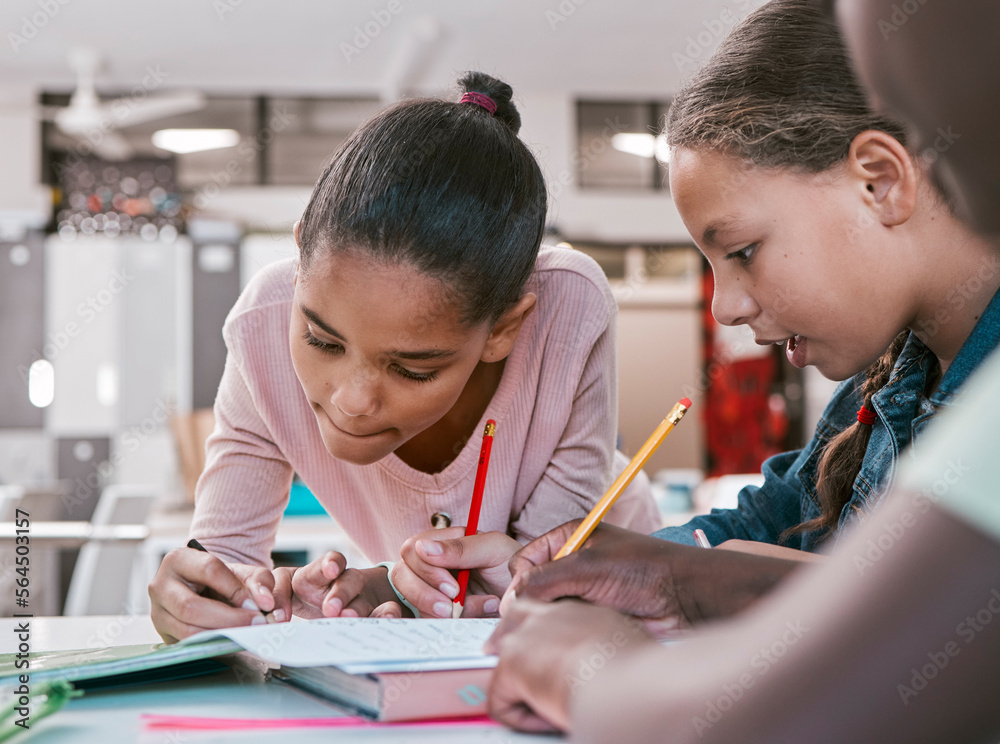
[783,331,909,543]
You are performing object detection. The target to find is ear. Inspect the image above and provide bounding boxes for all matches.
[847,130,918,227]
[480,294,537,363]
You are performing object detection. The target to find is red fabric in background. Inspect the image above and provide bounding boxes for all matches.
[700,269,788,476]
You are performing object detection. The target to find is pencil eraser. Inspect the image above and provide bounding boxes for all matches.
[680,397,693,408]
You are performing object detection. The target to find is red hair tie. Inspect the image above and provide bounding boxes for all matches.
[857,406,877,426]
[460,92,497,116]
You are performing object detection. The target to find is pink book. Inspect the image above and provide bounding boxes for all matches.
[273,666,494,722]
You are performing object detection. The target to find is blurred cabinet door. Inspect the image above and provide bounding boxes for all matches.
[0,234,45,428]
[191,240,241,409]
[120,239,180,428]
[46,236,121,435]
[617,304,703,472]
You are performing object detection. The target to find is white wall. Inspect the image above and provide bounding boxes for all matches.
[518,90,691,244]
[189,91,695,245]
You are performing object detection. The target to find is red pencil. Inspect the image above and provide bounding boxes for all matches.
[452,419,496,618]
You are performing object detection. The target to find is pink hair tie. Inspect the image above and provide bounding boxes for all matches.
[856,406,877,426]
[460,92,497,116]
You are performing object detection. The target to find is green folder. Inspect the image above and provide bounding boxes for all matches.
[0,637,241,691]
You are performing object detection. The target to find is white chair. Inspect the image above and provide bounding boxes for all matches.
[0,484,66,617]
[63,485,159,616]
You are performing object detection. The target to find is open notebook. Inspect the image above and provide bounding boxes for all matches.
[1,618,500,721]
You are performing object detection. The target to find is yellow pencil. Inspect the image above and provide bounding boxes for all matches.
[554,397,693,559]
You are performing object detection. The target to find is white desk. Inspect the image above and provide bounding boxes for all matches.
[0,522,149,549]
[1,616,553,743]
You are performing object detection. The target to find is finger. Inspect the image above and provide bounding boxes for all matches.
[323,568,366,617]
[499,582,518,616]
[390,562,457,619]
[321,551,349,581]
[640,616,686,639]
[488,656,563,734]
[458,594,501,618]
[154,576,264,641]
[294,551,347,592]
[270,567,294,623]
[370,600,404,619]
[490,698,562,734]
[511,553,597,603]
[399,527,467,598]
[483,598,535,654]
[244,566,277,613]
[153,597,242,643]
[394,555,459,606]
[343,593,375,618]
[508,520,583,579]
[170,548,264,615]
[400,546,461,602]
[290,553,348,608]
[415,530,516,570]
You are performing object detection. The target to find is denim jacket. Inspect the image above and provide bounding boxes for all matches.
[654,287,1000,552]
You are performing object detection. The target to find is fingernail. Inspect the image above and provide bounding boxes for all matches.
[255,584,271,599]
[272,608,287,623]
[484,598,500,614]
[242,598,261,612]
[440,582,458,599]
[325,597,343,615]
[251,615,266,625]
[342,609,358,618]
[418,540,442,556]
[433,602,451,618]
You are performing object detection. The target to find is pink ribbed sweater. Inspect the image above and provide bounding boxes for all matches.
[190,246,658,567]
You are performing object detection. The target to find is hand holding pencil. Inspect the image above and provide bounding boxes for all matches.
[453,419,497,617]
[499,397,694,617]
[392,419,515,618]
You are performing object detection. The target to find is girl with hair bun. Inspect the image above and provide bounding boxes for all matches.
[149,71,658,641]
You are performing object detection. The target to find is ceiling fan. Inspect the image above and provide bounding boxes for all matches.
[47,47,206,161]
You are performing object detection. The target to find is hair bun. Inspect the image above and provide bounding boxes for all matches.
[458,71,521,134]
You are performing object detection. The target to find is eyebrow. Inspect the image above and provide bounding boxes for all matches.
[299,304,458,361]
[702,218,747,247]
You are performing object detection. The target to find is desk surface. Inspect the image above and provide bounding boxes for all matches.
[1,616,553,743]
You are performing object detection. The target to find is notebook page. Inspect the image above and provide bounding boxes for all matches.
[180,618,500,671]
